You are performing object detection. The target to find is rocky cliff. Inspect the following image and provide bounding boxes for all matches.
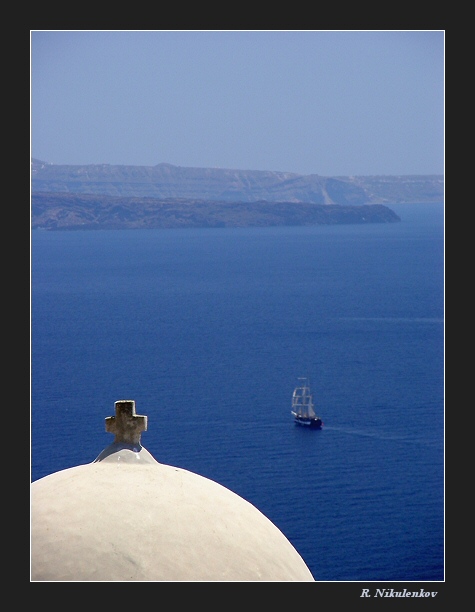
[31,160,443,230]
[31,160,443,205]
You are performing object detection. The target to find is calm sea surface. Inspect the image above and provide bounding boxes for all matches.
[31,202,444,581]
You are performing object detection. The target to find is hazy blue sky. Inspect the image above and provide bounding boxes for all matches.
[31,30,444,176]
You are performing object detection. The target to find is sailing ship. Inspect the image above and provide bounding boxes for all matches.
[291,378,323,428]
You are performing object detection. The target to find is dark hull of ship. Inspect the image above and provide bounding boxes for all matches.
[293,416,323,429]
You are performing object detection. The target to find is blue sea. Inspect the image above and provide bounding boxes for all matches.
[31,202,444,583]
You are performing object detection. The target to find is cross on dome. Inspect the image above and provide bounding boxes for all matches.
[105,400,147,445]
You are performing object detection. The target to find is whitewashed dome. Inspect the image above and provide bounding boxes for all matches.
[31,400,314,581]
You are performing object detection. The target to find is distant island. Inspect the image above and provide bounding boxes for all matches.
[31,160,443,230]
[31,192,402,230]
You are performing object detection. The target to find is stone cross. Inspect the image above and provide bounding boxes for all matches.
[105,400,147,445]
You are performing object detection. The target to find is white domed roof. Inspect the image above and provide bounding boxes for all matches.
[31,400,314,581]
